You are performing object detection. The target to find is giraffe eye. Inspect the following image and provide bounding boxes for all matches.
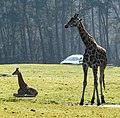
[73,21,76,23]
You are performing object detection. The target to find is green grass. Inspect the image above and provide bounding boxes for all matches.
[0,64,120,118]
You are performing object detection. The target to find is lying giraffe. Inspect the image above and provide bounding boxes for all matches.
[65,14,107,105]
[12,68,38,97]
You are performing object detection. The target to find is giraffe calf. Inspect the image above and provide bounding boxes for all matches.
[12,68,38,97]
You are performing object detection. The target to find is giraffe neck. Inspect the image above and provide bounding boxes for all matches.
[77,21,97,48]
[17,72,27,89]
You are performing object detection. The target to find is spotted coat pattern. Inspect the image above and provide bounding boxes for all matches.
[65,14,107,105]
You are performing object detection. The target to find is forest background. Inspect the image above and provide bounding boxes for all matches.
[0,0,120,66]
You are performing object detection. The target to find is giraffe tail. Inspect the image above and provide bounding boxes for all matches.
[103,74,105,90]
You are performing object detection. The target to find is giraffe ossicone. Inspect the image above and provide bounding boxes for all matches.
[65,14,107,106]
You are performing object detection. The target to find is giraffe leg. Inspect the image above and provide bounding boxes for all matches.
[92,65,100,106]
[13,88,25,97]
[18,88,25,95]
[27,88,38,96]
[100,67,105,104]
[80,64,88,105]
[91,87,95,105]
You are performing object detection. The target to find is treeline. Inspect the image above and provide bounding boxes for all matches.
[0,0,120,65]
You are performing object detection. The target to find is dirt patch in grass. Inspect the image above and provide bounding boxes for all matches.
[0,74,9,77]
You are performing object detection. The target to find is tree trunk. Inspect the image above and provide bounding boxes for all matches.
[105,0,111,63]
[62,0,66,57]
[35,0,45,63]
[98,6,103,45]
[11,0,16,63]
[23,2,33,62]
[45,2,55,63]
[21,0,28,63]
[55,0,60,63]
[91,1,95,38]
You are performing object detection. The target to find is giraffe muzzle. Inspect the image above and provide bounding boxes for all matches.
[65,24,69,28]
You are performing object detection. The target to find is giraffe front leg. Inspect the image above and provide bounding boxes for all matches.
[80,78,87,105]
[92,65,100,106]
[80,64,88,105]
[91,87,95,105]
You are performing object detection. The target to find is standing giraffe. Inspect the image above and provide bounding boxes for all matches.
[65,14,107,105]
[12,68,38,97]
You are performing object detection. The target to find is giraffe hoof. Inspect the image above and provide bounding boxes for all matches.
[80,100,84,105]
[80,102,84,105]
[13,93,18,97]
[97,102,101,106]
[101,96,105,104]
[91,97,95,105]
[101,99,105,104]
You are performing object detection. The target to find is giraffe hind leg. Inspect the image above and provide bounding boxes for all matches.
[91,87,95,105]
[95,78,100,106]
[100,75,105,104]
[101,95,105,103]
[26,88,38,97]
[92,66,100,106]
[100,67,105,104]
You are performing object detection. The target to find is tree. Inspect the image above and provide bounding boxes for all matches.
[0,0,119,65]
[55,0,60,63]
[61,0,66,57]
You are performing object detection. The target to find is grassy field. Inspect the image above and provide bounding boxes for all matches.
[0,64,120,118]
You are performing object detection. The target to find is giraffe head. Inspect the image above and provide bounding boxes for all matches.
[12,68,20,75]
[65,14,82,28]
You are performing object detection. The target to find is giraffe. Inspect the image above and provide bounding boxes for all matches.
[65,14,107,106]
[12,68,38,97]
